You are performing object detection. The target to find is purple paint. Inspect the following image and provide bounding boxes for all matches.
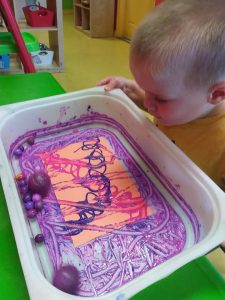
[10,112,200,296]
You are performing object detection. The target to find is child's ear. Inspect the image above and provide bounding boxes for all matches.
[208,82,225,104]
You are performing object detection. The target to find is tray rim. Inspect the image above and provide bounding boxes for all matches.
[0,87,225,300]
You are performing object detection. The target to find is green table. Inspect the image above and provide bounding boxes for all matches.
[131,257,225,300]
[0,72,65,299]
[0,73,224,300]
[0,72,65,105]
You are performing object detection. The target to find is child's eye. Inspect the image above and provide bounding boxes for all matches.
[155,96,167,103]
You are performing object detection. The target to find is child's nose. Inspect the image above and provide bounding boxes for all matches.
[144,95,157,111]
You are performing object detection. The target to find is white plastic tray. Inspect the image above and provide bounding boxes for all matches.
[0,87,225,300]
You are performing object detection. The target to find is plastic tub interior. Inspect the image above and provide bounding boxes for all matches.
[0,87,224,300]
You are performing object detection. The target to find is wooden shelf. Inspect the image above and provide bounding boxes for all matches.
[74,0,115,38]
[0,55,22,74]
[74,3,82,8]
[82,5,90,11]
[0,27,7,32]
[0,56,61,74]
[0,0,64,73]
[17,20,58,32]
[0,23,58,32]
[35,60,62,72]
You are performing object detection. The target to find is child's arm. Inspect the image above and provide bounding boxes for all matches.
[96,76,146,109]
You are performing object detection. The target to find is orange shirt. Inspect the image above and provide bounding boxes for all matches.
[147,112,225,191]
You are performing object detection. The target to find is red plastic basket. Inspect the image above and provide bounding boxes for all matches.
[155,0,165,5]
[23,5,54,27]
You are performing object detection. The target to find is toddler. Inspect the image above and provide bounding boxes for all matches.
[97,0,225,193]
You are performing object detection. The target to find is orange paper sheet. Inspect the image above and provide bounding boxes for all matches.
[39,137,152,247]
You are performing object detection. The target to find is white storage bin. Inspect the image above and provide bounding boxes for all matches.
[0,87,224,300]
[31,50,54,65]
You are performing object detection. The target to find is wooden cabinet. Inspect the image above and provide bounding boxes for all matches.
[116,0,155,40]
[74,0,115,37]
[0,0,64,73]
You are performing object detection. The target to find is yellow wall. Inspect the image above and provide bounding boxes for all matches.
[116,0,155,39]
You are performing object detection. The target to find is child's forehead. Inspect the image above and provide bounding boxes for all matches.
[131,57,186,97]
[148,78,184,99]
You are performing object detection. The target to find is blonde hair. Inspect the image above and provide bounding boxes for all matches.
[131,0,225,88]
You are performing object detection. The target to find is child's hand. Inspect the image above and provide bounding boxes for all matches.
[96,76,129,92]
[96,76,146,109]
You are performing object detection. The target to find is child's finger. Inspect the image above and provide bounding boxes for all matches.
[96,79,108,86]
[96,76,113,87]
[104,79,118,91]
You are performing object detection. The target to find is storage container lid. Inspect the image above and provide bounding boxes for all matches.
[0,32,39,54]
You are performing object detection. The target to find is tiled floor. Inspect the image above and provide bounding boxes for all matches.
[52,10,224,278]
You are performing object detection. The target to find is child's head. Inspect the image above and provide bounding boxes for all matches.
[129,0,225,126]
